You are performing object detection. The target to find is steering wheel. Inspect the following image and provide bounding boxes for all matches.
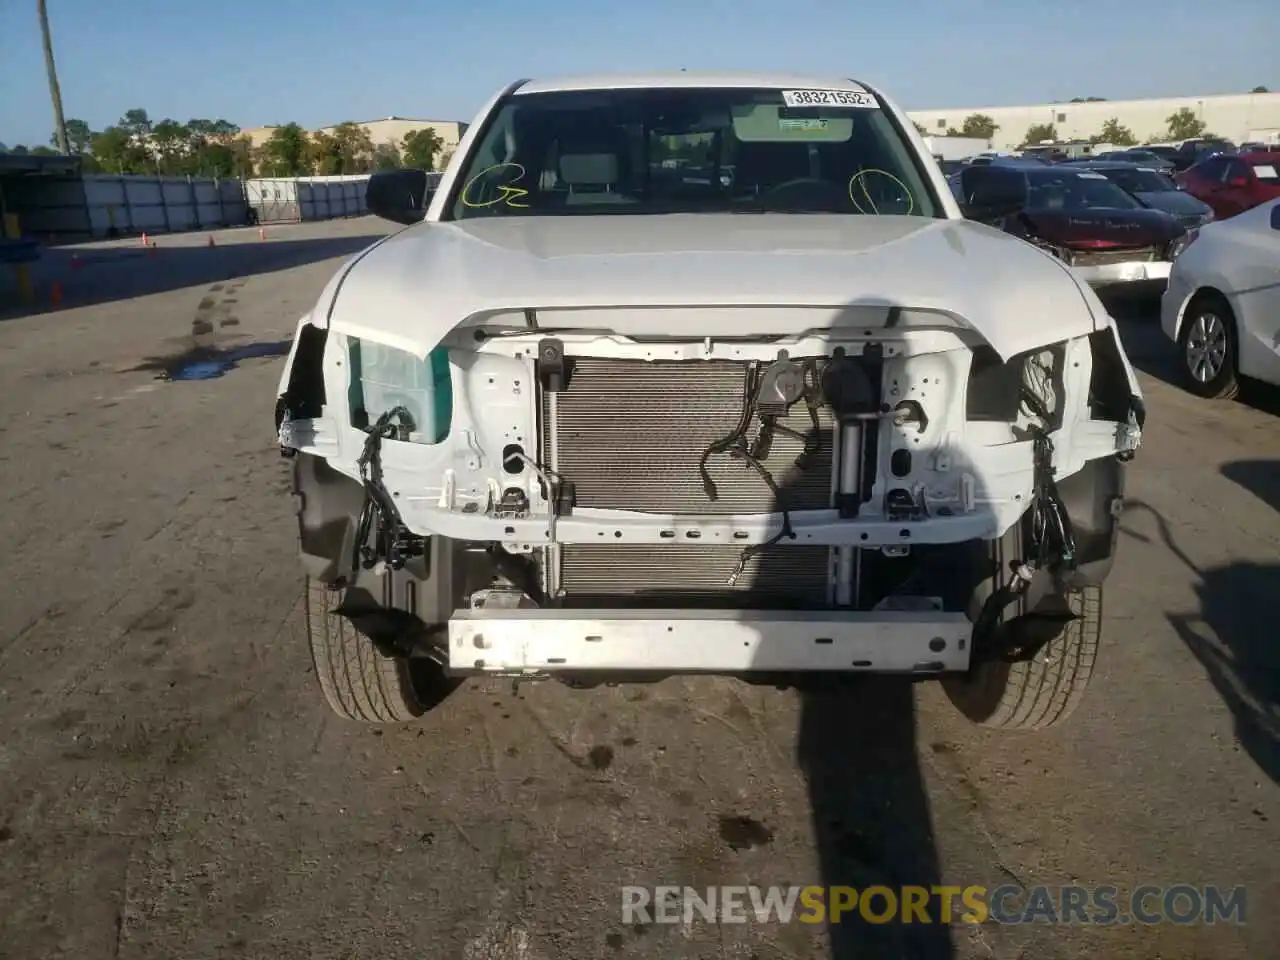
[759,177,846,209]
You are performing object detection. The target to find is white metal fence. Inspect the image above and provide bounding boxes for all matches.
[244,175,371,224]
[2,172,375,242]
[84,175,248,235]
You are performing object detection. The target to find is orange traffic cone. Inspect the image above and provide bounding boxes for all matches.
[141,232,149,246]
[258,226,266,240]
[50,282,63,308]
[207,234,216,248]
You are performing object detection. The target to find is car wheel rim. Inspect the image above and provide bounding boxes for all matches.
[1186,312,1227,383]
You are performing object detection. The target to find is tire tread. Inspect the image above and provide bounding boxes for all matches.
[305,578,423,724]
[949,585,1101,730]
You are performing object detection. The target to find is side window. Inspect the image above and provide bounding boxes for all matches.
[1222,159,1251,183]
[1196,158,1227,181]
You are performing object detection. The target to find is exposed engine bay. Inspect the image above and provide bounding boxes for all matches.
[282,323,1139,640]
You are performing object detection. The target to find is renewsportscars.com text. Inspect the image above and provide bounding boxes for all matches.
[622,884,1248,926]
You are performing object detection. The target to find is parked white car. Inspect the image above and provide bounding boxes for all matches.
[276,73,1145,732]
[1161,198,1280,398]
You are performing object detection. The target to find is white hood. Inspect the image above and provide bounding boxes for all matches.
[321,214,1100,360]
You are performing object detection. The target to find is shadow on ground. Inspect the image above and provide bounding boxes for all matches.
[794,679,952,958]
[1121,479,1280,785]
[1102,289,1280,416]
[0,233,384,320]
[731,410,954,958]
[1101,291,1182,390]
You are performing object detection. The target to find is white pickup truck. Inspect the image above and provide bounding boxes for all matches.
[276,72,1144,731]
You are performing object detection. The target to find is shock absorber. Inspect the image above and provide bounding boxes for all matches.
[822,347,883,608]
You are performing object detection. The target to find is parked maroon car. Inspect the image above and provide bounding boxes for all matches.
[958,164,1188,288]
[1175,151,1280,219]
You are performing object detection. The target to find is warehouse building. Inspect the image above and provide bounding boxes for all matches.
[906,91,1280,151]
[241,117,468,167]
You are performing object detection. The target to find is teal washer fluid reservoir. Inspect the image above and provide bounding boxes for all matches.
[347,337,452,444]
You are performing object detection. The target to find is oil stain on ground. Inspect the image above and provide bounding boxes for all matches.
[127,340,292,382]
[718,815,775,851]
[126,278,290,381]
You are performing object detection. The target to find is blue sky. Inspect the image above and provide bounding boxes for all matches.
[1,0,1274,146]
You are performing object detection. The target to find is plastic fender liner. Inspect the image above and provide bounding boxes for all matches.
[293,452,368,585]
[1054,454,1125,589]
[293,452,496,629]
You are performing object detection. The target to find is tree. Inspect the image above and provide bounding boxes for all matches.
[1252,86,1269,93]
[401,127,443,171]
[10,145,30,155]
[38,0,69,154]
[208,119,240,144]
[1093,117,1137,146]
[1070,97,1108,102]
[373,142,402,170]
[52,118,93,154]
[150,119,189,174]
[89,126,151,173]
[118,108,152,140]
[1165,107,1207,141]
[259,123,310,176]
[1023,123,1057,144]
[30,145,58,156]
[307,130,343,175]
[330,122,375,173]
[958,114,999,139]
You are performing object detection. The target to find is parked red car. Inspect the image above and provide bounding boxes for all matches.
[1175,151,1280,219]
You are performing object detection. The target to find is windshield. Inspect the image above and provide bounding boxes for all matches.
[1024,172,1143,211]
[1099,167,1175,193]
[447,86,939,219]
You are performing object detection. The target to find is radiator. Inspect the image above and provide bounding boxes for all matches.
[557,542,833,606]
[542,358,835,515]
[542,358,837,605]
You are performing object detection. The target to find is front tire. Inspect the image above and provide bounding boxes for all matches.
[305,578,449,723]
[942,585,1102,730]
[1179,293,1239,399]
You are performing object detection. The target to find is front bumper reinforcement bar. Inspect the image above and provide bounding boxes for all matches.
[448,609,973,675]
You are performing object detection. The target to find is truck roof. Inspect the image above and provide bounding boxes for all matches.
[513,72,874,95]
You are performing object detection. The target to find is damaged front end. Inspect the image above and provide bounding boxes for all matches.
[277,302,1142,679]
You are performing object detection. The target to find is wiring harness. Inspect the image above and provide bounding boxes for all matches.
[351,406,426,573]
[697,360,824,586]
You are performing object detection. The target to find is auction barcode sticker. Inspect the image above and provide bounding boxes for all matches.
[781,89,877,108]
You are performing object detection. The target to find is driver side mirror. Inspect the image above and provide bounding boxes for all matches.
[958,167,1026,221]
[366,168,430,225]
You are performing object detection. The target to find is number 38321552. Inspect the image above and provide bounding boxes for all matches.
[781,89,877,108]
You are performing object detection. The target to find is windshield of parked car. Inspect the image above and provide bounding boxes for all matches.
[447,86,940,219]
[1098,167,1176,193]
[1023,171,1143,211]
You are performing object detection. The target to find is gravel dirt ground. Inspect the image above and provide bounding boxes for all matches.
[0,218,1275,960]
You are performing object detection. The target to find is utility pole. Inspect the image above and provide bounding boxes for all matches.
[39,0,70,154]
